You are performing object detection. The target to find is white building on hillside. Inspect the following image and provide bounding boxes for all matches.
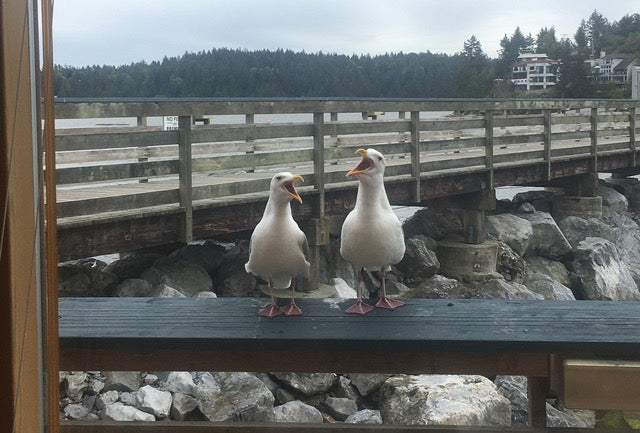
[586,52,637,84]
[511,53,560,92]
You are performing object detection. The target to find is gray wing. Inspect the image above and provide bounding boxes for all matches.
[301,231,310,261]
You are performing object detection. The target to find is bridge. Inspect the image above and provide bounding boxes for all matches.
[54,98,639,262]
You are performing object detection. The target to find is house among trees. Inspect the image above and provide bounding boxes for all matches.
[511,53,561,92]
[585,52,638,84]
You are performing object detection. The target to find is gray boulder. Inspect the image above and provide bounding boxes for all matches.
[324,396,358,421]
[63,402,91,420]
[570,237,640,300]
[102,402,155,422]
[137,385,172,418]
[518,211,572,260]
[471,279,544,300]
[151,284,186,298]
[141,257,212,296]
[115,278,153,297]
[346,373,392,396]
[58,259,118,297]
[403,274,471,299]
[170,392,200,421]
[345,409,383,424]
[272,400,323,423]
[165,371,197,396]
[103,371,141,392]
[605,212,640,284]
[396,236,440,284]
[599,184,628,217]
[271,373,337,395]
[196,372,274,422]
[558,216,616,248]
[332,376,360,401]
[525,256,572,287]
[65,372,88,401]
[494,375,529,426]
[523,273,575,300]
[379,375,511,426]
[496,241,527,283]
[486,213,532,256]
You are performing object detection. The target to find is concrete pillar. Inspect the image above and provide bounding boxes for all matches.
[437,240,499,282]
[552,195,602,221]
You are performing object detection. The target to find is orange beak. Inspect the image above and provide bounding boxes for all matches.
[347,148,373,176]
[283,175,304,203]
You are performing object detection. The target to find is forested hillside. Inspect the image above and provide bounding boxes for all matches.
[54,11,640,99]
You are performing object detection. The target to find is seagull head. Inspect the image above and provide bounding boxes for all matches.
[346,148,386,178]
[270,172,303,203]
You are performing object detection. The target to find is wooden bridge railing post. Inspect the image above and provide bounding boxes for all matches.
[543,109,552,180]
[305,112,327,290]
[246,113,255,173]
[410,111,421,203]
[590,107,598,174]
[178,115,193,243]
[484,110,494,188]
[630,106,637,167]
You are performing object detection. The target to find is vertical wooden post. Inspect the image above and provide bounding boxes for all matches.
[410,111,421,203]
[543,109,552,180]
[246,113,255,173]
[178,116,193,243]
[485,110,494,189]
[590,107,598,173]
[528,376,549,428]
[630,107,637,167]
[313,112,325,217]
[329,112,338,164]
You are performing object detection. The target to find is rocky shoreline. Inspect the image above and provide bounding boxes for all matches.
[59,178,640,428]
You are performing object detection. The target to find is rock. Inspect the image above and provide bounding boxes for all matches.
[120,392,137,406]
[346,373,391,396]
[272,400,323,423]
[165,372,197,396]
[194,290,217,298]
[115,278,153,297]
[523,273,575,300]
[324,396,358,421]
[65,372,88,400]
[141,257,212,296]
[333,376,360,401]
[396,237,439,284]
[599,184,628,217]
[58,260,118,297]
[379,375,511,426]
[142,373,158,385]
[102,402,155,422]
[623,411,640,429]
[332,278,357,298]
[605,212,640,285]
[168,242,226,275]
[345,409,383,424]
[570,237,640,300]
[558,216,617,248]
[525,256,572,287]
[151,284,187,298]
[404,274,472,299]
[546,403,593,428]
[103,371,141,392]
[213,261,258,297]
[470,279,544,300]
[496,241,527,283]
[518,211,572,260]
[137,385,172,418]
[486,213,532,256]
[196,372,274,422]
[87,376,105,395]
[64,402,91,419]
[95,390,119,411]
[103,253,160,280]
[401,207,449,240]
[512,190,557,213]
[271,373,337,395]
[494,375,529,426]
[170,392,200,421]
[275,388,296,405]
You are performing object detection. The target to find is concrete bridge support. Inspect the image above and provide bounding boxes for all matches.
[436,189,499,282]
[552,173,603,221]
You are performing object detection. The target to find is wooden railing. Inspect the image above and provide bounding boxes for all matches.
[54,98,639,259]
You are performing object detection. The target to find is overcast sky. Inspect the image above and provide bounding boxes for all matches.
[52,0,638,67]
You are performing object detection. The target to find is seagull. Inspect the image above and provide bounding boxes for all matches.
[245,172,310,317]
[340,148,406,315]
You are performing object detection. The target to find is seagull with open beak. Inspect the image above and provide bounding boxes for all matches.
[340,148,406,314]
[245,172,310,317]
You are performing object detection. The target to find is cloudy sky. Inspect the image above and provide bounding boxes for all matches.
[52,0,638,67]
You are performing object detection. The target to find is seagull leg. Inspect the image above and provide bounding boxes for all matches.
[346,267,374,315]
[375,268,405,310]
[281,275,302,316]
[259,278,283,318]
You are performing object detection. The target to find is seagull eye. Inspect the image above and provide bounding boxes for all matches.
[275,175,283,181]
[377,156,382,161]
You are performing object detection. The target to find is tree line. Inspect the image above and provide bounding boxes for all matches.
[55,11,640,99]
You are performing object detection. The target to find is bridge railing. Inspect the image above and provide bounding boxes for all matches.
[54,98,638,245]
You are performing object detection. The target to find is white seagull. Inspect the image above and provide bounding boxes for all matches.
[340,148,406,315]
[245,172,310,317]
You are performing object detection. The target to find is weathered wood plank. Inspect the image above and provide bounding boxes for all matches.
[56,129,177,151]
[56,160,178,184]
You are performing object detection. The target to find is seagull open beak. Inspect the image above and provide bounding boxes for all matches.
[347,148,373,176]
[283,175,304,203]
